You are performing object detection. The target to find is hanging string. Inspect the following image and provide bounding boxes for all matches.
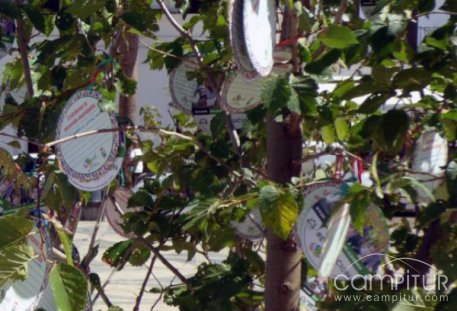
[87,53,113,90]
[334,154,344,180]
[276,33,306,47]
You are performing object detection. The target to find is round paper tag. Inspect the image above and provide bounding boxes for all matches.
[220,74,264,113]
[229,0,258,81]
[0,224,53,311]
[105,187,140,238]
[220,62,291,113]
[231,208,264,241]
[0,17,15,60]
[56,90,122,192]
[169,56,200,113]
[296,181,389,278]
[411,130,448,195]
[193,112,246,134]
[243,0,276,76]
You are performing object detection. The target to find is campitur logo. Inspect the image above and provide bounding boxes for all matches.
[332,253,449,304]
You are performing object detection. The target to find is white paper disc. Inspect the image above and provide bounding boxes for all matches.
[104,187,138,238]
[0,225,53,311]
[296,181,389,278]
[56,90,121,192]
[220,74,264,113]
[243,0,276,76]
[231,208,264,241]
[411,130,448,195]
[229,0,258,81]
[169,56,200,113]
[193,113,246,134]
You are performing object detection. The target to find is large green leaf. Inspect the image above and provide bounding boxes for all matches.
[259,185,299,240]
[320,25,359,49]
[49,263,88,311]
[0,244,35,288]
[261,76,297,115]
[0,214,34,248]
[65,0,105,19]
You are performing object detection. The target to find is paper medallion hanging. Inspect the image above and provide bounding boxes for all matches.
[56,90,123,192]
[229,0,258,81]
[242,0,276,76]
[104,187,141,238]
[231,208,264,241]
[411,130,448,198]
[0,223,53,311]
[296,180,389,278]
[169,56,200,113]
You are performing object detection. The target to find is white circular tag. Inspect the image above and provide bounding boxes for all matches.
[169,56,200,113]
[56,90,122,192]
[296,181,389,278]
[231,208,264,241]
[0,225,53,311]
[229,0,258,81]
[243,0,276,76]
[411,130,448,194]
[104,187,139,238]
[220,74,264,113]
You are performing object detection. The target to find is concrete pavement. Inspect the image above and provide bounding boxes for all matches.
[74,221,227,311]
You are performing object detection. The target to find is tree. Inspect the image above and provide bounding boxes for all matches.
[0,0,457,310]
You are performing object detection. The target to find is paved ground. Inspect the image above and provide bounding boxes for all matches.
[74,221,227,311]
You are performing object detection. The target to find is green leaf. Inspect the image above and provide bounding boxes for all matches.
[22,5,46,33]
[53,221,74,266]
[6,140,21,149]
[334,117,349,141]
[0,244,35,288]
[102,240,132,267]
[128,245,150,266]
[0,214,34,248]
[49,263,88,311]
[259,185,299,240]
[393,68,432,92]
[321,124,336,143]
[357,92,392,114]
[320,25,359,49]
[66,0,105,19]
[261,76,296,115]
[305,49,341,74]
[373,109,410,154]
[210,111,227,138]
[418,201,447,228]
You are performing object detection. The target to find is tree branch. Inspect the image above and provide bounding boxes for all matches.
[138,236,188,285]
[155,0,202,61]
[15,3,34,98]
[133,255,157,311]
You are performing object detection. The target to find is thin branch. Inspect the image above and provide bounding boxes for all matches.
[139,38,183,60]
[312,0,348,60]
[150,269,164,311]
[15,3,34,98]
[133,255,157,311]
[91,268,117,305]
[138,236,188,284]
[81,188,110,270]
[155,0,202,61]
[0,132,41,147]
[91,277,113,308]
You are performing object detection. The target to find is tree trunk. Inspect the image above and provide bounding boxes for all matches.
[265,5,303,311]
[118,30,139,122]
[118,28,139,188]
